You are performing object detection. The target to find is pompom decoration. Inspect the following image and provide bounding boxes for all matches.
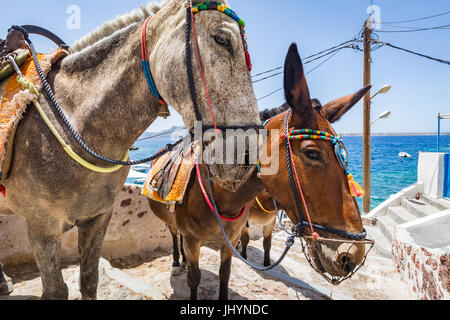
[347,174,365,198]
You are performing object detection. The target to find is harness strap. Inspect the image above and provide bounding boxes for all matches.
[141,16,165,105]
[255,196,275,214]
[188,1,219,133]
[15,75,129,173]
[15,25,68,49]
[284,112,319,239]
[195,162,246,222]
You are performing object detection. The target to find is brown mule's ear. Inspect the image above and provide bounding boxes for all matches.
[321,85,372,123]
[284,43,313,116]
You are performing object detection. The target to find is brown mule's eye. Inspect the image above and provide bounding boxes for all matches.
[305,150,322,161]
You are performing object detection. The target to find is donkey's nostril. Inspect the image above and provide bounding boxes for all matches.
[338,254,356,274]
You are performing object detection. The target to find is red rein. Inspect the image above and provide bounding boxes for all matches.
[195,162,246,222]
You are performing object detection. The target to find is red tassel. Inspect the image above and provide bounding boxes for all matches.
[0,185,5,197]
[245,50,252,72]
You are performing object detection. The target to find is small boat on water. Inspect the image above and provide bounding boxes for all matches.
[399,152,412,159]
[132,164,151,173]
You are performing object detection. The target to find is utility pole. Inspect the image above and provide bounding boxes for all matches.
[363,19,372,214]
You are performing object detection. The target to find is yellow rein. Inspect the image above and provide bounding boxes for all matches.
[255,196,276,214]
[17,75,128,173]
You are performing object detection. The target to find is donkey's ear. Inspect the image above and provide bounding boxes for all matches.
[284,43,312,115]
[321,85,372,123]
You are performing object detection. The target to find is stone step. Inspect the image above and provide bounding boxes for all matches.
[387,206,419,225]
[421,194,450,211]
[400,198,439,218]
[365,225,392,259]
[376,215,397,242]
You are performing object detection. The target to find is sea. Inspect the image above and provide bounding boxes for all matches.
[129,133,450,212]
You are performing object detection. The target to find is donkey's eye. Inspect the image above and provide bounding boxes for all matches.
[213,34,232,52]
[305,150,322,161]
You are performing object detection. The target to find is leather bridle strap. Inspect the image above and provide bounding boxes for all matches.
[282,110,368,241]
[185,1,263,133]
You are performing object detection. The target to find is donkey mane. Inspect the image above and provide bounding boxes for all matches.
[259,98,323,122]
[70,0,171,54]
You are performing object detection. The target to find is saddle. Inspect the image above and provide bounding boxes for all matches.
[142,139,198,209]
[0,42,67,183]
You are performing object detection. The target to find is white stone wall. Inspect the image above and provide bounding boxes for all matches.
[392,225,449,300]
[0,184,172,267]
[418,152,446,199]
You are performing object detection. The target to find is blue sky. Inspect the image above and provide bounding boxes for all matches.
[1,0,449,134]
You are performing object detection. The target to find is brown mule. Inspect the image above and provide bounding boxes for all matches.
[148,43,371,299]
[148,166,264,300]
[240,190,278,267]
[151,203,187,276]
[260,43,372,280]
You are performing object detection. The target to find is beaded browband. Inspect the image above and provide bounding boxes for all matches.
[286,129,364,198]
[192,1,252,71]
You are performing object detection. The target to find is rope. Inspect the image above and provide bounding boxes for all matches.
[283,112,307,237]
[273,199,293,236]
[195,162,246,222]
[204,165,297,272]
[285,125,319,239]
[16,76,128,173]
[25,39,180,166]
[255,196,275,214]
[189,0,218,134]
[185,8,202,123]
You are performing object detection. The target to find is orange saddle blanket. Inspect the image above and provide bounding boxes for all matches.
[0,48,67,182]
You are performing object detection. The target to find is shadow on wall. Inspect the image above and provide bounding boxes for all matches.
[0,185,173,267]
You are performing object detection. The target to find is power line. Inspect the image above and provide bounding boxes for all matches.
[251,39,357,79]
[376,24,450,33]
[373,40,450,65]
[382,11,450,24]
[252,43,355,84]
[305,48,343,75]
[251,66,283,78]
[136,128,187,142]
[383,23,450,30]
[257,87,283,101]
[252,71,283,84]
[256,46,345,101]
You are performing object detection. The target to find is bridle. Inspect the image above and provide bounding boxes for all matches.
[281,109,368,240]
[279,109,374,285]
[142,1,262,134]
[7,1,262,172]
